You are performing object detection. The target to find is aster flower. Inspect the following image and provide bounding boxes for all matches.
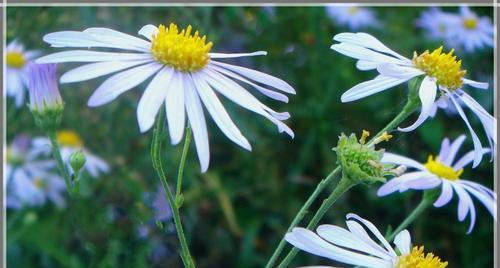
[448,6,494,52]
[285,213,448,268]
[36,23,295,172]
[27,63,63,113]
[378,135,496,233]
[30,130,109,178]
[415,7,458,46]
[5,40,40,107]
[6,135,66,209]
[326,5,380,30]
[331,32,496,167]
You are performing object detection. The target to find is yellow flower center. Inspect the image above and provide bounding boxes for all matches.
[396,246,448,268]
[347,7,359,15]
[6,51,26,68]
[34,177,46,190]
[413,46,466,90]
[57,130,83,148]
[151,23,213,72]
[424,155,462,181]
[463,17,477,30]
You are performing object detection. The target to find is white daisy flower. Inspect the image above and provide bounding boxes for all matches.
[326,5,380,30]
[6,135,66,209]
[36,23,295,172]
[415,7,459,46]
[448,6,494,53]
[5,40,40,107]
[285,213,448,268]
[378,135,496,233]
[30,130,110,178]
[331,32,496,167]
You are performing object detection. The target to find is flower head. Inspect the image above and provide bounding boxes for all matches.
[331,32,495,167]
[6,40,40,108]
[326,5,380,30]
[285,213,447,268]
[27,63,63,113]
[37,23,295,172]
[378,135,496,233]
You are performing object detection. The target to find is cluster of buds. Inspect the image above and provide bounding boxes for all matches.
[334,130,403,184]
[28,63,64,132]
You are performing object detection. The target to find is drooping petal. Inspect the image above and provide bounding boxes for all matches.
[165,72,186,145]
[184,76,210,172]
[137,67,174,132]
[463,78,489,90]
[381,152,426,171]
[458,92,496,149]
[461,180,496,220]
[191,73,251,151]
[341,75,410,102]
[60,60,151,83]
[87,62,162,107]
[398,76,437,132]
[433,181,454,207]
[36,50,152,64]
[451,183,472,223]
[393,230,411,255]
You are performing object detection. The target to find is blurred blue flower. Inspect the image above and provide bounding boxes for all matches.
[27,63,63,113]
[326,5,380,30]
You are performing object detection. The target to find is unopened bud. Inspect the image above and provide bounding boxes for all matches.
[69,150,86,174]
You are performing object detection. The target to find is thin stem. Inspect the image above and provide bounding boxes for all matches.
[151,113,195,268]
[176,125,192,200]
[277,177,358,268]
[368,100,419,145]
[386,189,440,242]
[47,131,73,195]
[265,167,341,268]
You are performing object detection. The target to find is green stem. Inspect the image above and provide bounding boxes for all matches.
[386,189,440,242]
[369,100,419,145]
[277,177,358,268]
[265,167,341,268]
[151,113,195,268]
[176,126,192,201]
[47,131,73,195]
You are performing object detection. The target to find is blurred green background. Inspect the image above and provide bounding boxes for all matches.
[6,6,494,268]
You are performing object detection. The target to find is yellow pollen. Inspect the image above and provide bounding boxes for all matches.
[6,51,26,68]
[151,23,213,72]
[359,130,370,144]
[347,7,359,15]
[57,130,83,148]
[396,246,448,268]
[34,177,46,189]
[463,18,477,30]
[413,46,466,90]
[424,155,463,181]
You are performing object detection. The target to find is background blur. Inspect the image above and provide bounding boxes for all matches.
[6,6,494,268]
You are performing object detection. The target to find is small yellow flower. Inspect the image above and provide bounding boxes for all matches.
[424,155,463,181]
[57,130,83,148]
[396,246,448,268]
[6,51,26,68]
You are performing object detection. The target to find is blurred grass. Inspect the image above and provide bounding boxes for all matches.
[6,6,494,268]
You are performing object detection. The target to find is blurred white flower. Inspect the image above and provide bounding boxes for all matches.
[378,135,496,233]
[416,6,493,53]
[6,135,66,209]
[331,32,496,167]
[30,130,109,178]
[37,23,295,172]
[27,63,63,113]
[5,40,40,107]
[285,213,448,267]
[326,5,380,30]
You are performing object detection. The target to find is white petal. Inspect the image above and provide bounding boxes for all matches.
[331,43,405,66]
[402,176,441,190]
[398,76,437,132]
[192,73,252,151]
[449,94,484,167]
[210,61,296,94]
[434,181,454,207]
[333,32,409,61]
[381,152,426,170]
[377,177,404,196]
[83,27,151,51]
[60,60,151,83]
[138,24,159,41]
[137,67,174,132]
[438,138,451,161]
[208,64,289,102]
[341,75,409,102]
[451,183,471,222]
[87,62,162,107]
[209,51,267,58]
[452,149,490,170]
[442,135,466,166]
[345,214,396,258]
[395,171,432,192]
[463,78,489,89]
[376,63,423,79]
[165,72,186,145]
[393,230,411,255]
[461,181,496,220]
[184,77,210,172]
[458,92,496,146]
[36,50,152,63]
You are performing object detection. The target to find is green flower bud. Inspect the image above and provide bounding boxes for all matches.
[69,150,86,174]
[333,132,394,185]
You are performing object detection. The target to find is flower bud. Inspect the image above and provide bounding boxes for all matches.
[69,150,86,174]
[27,63,64,131]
